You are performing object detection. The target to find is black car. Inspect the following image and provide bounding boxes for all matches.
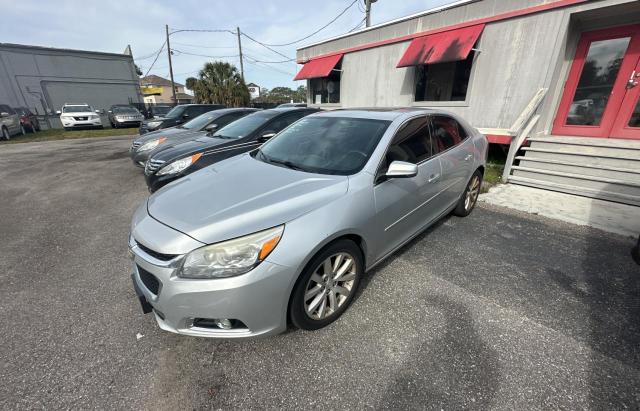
[144,107,320,192]
[139,104,225,134]
[108,105,144,128]
[146,105,172,119]
[129,108,259,167]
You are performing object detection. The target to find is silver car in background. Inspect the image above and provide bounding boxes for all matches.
[129,108,488,338]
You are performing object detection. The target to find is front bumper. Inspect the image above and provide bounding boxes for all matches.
[144,171,182,192]
[129,233,294,338]
[62,118,102,128]
[130,150,151,168]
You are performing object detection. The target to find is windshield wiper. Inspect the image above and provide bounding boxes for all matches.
[266,157,306,171]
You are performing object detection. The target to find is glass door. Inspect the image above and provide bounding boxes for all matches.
[610,57,640,139]
[553,25,640,138]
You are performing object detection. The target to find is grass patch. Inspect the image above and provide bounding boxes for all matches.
[481,144,507,191]
[0,127,137,145]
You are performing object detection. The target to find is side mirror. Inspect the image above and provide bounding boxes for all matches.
[205,123,218,132]
[56,110,62,115]
[259,131,276,142]
[182,113,189,119]
[386,161,418,179]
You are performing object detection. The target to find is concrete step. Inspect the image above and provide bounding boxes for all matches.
[518,149,640,171]
[508,175,640,207]
[511,166,640,206]
[529,136,640,149]
[525,143,640,160]
[515,156,640,184]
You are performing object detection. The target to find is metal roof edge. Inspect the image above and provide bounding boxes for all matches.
[0,42,134,59]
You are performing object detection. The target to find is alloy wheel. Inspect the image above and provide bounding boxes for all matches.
[304,252,357,320]
[464,175,481,211]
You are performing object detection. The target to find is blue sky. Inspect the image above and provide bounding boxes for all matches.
[0,0,460,90]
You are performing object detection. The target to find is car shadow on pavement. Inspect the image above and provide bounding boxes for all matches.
[376,293,500,409]
[546,183,640,407]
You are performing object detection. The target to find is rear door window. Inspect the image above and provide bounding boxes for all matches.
[215,112,248,129]
[266,111,311,134]
[431,115,467,153]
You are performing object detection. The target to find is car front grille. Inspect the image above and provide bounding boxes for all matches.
[145,158,166,175]
[136,241,177,261]
[74,116,88,121]
[137,265,160,295]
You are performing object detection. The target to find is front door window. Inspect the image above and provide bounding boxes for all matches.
[566,37,630,126]
[553,24,640,139]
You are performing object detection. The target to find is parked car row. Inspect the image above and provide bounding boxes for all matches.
[128,105,488,339]
[0,104,41,140]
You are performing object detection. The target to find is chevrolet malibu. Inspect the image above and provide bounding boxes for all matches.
[129,108,487,338]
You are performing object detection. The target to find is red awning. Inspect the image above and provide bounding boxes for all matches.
[396,24,485,68]
[294,54,343,81]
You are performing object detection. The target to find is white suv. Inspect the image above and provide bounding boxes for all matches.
[57,103,103,130]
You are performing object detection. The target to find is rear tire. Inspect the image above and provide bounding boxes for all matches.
[19,125,25,135]
[453,170,482,217]
[290,239,363,331]
[2,127,10,140]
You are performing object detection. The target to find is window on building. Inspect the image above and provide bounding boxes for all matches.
[414,52,475,102]
[309,61,341,104]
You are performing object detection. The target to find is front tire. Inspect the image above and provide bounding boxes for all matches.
[1,127,10,140]
[19,125,25,135]
[290,239,363,331]
[453,170,482,217]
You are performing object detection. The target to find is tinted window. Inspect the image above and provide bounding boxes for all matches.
[181,111,221,130]
[164,106,186,119]
[63,105,92,113]
[257,116,391,175]
[214,112,249,129]
[213,111,279,139]
[266,111,311,134]
[385,117,433,167]
[112,106,140,114]
[431,116,466,152]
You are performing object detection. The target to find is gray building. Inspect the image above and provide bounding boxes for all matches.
[296,0,640,206]
[0,43,142,126]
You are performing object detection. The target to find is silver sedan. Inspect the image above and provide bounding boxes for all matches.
[129,108,488,338]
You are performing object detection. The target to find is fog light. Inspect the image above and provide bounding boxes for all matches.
[215,318,233,330]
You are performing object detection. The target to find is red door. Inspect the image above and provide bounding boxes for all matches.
[553,25,640,139]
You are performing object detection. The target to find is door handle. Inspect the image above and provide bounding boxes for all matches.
[428,173,440,183]
[464,154,473,161]
[628,70,639,89]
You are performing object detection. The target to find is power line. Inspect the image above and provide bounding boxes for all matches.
[143,41,166,77]
[240,32,295,61]
[172,49,238,59]
[172,42,236,49]
[246,0,359,47]
[348,17,367,33]
[244,55,296,77]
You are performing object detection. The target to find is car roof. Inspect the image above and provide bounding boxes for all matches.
[206,108,260,115]
[307,107,436,121]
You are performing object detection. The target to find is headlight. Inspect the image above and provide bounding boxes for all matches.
[178,225,284,279]
[156,153,202,176]
[137,137,166,152]
[89,115,98,120]
[147,121,162,128]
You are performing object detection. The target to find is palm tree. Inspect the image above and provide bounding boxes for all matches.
[193,62,250,107]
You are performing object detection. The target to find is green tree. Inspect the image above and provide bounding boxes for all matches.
[191,61,250,107]
[185,77,198,91]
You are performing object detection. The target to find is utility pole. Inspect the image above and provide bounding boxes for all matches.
[365,0,377,27]
[236,27,245,81]
[166,24,177,106]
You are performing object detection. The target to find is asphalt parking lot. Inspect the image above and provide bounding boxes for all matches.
[1,135,639,410]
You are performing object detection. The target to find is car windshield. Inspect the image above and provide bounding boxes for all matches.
[213,111,277,139]
[164,106,186,119]
[113,106,139,114]
[153,106,171,116]
[63,105,92,113]
[255,117,391,175]
[181,111,219,130]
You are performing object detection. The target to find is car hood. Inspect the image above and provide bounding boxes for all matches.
[132,127,184,145]
[150,135,230,162]
[147,154,349,244]
[61,111,95,116]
